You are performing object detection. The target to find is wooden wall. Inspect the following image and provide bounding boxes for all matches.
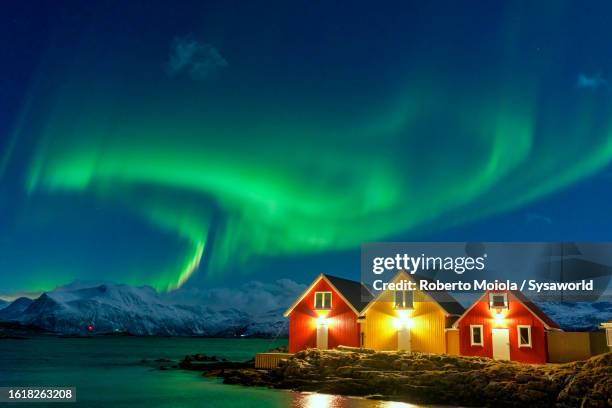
[547,331,607,363]
[457,292,548,364]
[446,329,460,355]
[288,278,360,352]
[412,291,447,354]
[360,290,396,350]
[360,289,448,353]
[254,353,293,369]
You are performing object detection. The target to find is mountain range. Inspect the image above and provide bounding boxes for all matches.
[0,282,292,337]
[0,281,609,336]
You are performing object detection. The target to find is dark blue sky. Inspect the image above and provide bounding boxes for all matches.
[2,0,612,295]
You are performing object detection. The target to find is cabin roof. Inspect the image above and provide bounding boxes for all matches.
[360,271,465,318]
[452,290,561,330]
[283,274,373,317]
[413,275,466,316]
[323,274,374,313]
[510,290,561,329]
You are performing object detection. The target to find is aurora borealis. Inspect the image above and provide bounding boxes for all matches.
[3,1,612,294]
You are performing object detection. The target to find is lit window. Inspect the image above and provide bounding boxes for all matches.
[606,328,612,347]
[489,293,508,309]
[470,325,483,346]
[517,325,532,347]
[314,292,332,309]
[394,290,414,309]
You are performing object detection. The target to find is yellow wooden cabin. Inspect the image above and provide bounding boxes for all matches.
[359,271,465,354]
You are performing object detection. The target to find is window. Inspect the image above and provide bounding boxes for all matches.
[606,328,612,347]
[314,292,332,309]
[517,325,532,347]
[470,325,483,346]
[489,293,508,309]
[394,290,414,309]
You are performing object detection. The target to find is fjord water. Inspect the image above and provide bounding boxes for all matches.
[1,337,419,407]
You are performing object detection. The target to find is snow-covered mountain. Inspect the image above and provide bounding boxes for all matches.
[6,281,605,336]
[536,301,611,331]
[0,297,34,319]
[0,283,289,337]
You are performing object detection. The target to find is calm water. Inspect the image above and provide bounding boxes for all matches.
[0,336,422,407]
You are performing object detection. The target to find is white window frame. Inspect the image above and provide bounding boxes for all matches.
[489,293,508,309]
[394,290,414,309]
[470,325,484,346]
[314,291,332,310]
[517,325,532,348]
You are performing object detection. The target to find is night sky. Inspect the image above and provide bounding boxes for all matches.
[2,1,612,296]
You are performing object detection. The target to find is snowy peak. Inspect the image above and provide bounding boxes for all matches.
[48,283,159,304]
[0,297,33,319]
[0,282,289,337]
[27,293,63,311]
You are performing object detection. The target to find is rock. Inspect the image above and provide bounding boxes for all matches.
[336,345,374,353]
[266,345,289,353]
[335,366,352,376]
[172,348,611,407]
[191,354,228,362]
[223,369,271,387]
[555,353,612,407]
[177,354,252,371]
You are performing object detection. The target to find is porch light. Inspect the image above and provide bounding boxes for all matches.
[494,312,505,326]
[392,311,414,329]
[316,316,329,327]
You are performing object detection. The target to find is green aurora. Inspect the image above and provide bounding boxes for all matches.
[3,1,612,292]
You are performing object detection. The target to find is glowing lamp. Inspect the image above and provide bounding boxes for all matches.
[316,317,329,327]
[494,312,505,326]
[393,311,414,329]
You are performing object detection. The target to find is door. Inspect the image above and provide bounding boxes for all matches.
[398,327,411,351]
[492,328,510,360]
[316,324,328,349]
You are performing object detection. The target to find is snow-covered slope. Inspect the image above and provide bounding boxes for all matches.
[536,301,611,331]
[0,283,288,337]
[0,297,34,319]
[244,307,290,337]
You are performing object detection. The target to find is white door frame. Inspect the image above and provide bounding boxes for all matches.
[316,324,328,349]
[492,328,510,360]
[398,327,411,351]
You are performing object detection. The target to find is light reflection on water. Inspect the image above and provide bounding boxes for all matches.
[1,337,441,408]
[290,392,420,408]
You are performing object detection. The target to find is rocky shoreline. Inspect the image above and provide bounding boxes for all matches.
[173,348,611,407]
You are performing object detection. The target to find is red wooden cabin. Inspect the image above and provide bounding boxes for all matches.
[453,290,561,364]
[284,274,372,353]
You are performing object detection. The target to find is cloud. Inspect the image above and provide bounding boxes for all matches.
[164,279,307,314]
[576,73,607,89]
[166,36,227,80]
